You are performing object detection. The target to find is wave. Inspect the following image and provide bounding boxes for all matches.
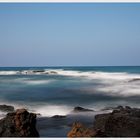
[1,69,140,97]
[1,69,140,79]
[22,79,53,85]
[0,101,72,118]
[0,71,19,75]
[30,105,72,117]
[1,68,140,79]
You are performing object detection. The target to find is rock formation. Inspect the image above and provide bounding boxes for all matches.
[0,105,14,112]
[72,106,94,113]
[68,106,140,137]
[67,122,95,137]
[51,115,66,119]
[0,108,39,137]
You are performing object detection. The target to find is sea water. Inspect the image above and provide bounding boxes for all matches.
[0,66,140,117]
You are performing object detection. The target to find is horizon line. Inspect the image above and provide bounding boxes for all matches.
[0,65,140,68]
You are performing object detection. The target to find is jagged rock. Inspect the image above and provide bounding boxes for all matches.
[0,105,14,112]
[101,105,123,111]
[68,106,140,137]
[51,115,66,119]
[0,108,39,137]
[67,122,95,137]
[93,106,140,137]
[72,106,94,113]
[67,122,105,137]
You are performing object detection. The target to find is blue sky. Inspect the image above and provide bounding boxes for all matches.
[0,3,140,66]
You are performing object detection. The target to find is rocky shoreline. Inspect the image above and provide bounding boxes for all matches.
[0,104,140,137]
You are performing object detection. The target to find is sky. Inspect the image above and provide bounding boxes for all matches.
[0,3,140,67]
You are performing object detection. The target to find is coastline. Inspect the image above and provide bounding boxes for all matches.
[0,104,140,137]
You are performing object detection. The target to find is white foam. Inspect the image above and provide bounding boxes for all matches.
[23,80,53,85]
[0,71,19,75]
[53,70,140,81]
[30,105,72,117]
[47,70,140,97]
[0,111,7,119]
[1,69,140,97]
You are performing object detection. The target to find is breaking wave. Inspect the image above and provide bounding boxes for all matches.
[1,69,140,97]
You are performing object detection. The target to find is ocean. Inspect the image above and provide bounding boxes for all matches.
[0,66,140,136]
[0,66,140,116]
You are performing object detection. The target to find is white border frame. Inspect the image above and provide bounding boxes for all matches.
[0,1,140,140]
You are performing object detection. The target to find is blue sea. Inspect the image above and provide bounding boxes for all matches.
[0,66,140,137]
[0,66,140,136]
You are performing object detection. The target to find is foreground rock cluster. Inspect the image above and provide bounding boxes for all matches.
[0,108,39,137]
[68,106,140,137]
[0,105,140,137]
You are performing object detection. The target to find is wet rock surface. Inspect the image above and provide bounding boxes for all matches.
[51,115,66,119]
[93,106,140,137]
[0,105,14,112]
[0,109,39,137]
[72,106,94,113]
[1,105,140,137]
[67,106,140,137]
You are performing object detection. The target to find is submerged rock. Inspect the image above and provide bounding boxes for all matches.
[51,115,66,119]
[0,105,14,112]
[72,106,94,113]
[128,78,140,82]
[32,70,45,73]
[0,108,39,137]
[45,71,57,74]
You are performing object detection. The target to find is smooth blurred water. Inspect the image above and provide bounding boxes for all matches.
[0,66,140,116]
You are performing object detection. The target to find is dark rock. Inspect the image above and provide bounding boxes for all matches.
[68,106,140,137]
[72,106,94,113]
[36,113,41,117]
[116,105,124,110]
[0,108,39,137]
[125,106,131,110]
[45,71,57,74]
[93,113,111,133]
[49,71,57,74]
[32,70,45,73]
[93,106,140,137]
[101,107,114,111]
[0,105,14,112]
[51,115,66,119]
[128,78,140,82]
[101,105,123,111]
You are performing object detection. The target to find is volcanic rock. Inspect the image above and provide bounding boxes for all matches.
[93,106,140,137]
[68,106,140,137]
[0,108,39,137]
[0,105,14,112]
